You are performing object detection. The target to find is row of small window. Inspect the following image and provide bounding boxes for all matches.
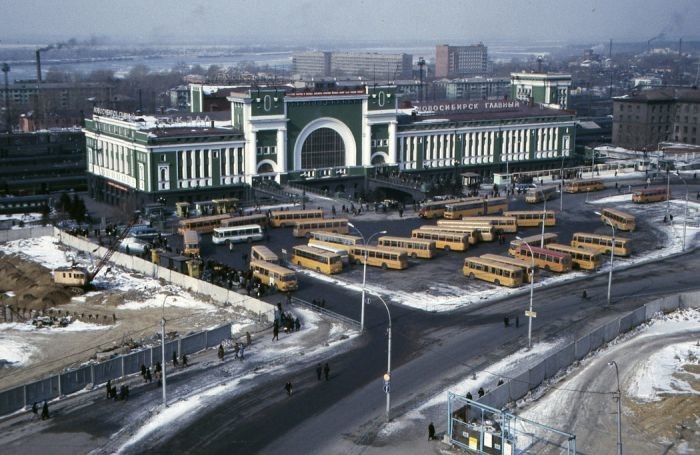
[160,151,221,161]
[371,139,389,147]
[256,146,277,155]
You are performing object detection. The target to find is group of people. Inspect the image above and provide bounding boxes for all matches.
[30,401,50,420]
[282,362,331,398]
[105,379,130,401]
[503,315,520,328]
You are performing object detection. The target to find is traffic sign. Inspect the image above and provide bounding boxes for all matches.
[525,310,537,318]
[383,383,390,393]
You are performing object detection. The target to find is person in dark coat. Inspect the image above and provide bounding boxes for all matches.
[428,422,436,440]
[145,367,152,383]
[316,363,322,381]
[218,344,225,361]
[323,362,330,381]
[182,354,188,367]
[272,322,279,341]
[478,387,485,397]
[284,382,293,396]
[106,379,112,399]
[41,401,49,420]
[141,364,147,378]
[504,316,509,327]
[31,402,38,419]
[466,392,473,400]
[172,351,179,367]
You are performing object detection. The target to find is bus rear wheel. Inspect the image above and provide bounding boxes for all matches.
[381,263,388,270]
[469,272,475,279]
[411,253,417,259]
[494,279,500,285]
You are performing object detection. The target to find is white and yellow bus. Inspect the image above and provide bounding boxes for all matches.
[307,240,350,265]
[546,243,602,271]
[418,198,475,219]
[463,257,524,288]
[444,199,486,219]
[177,214,231,234]
[513,245,572,273]
[291,245,343,275]
[411,229,470,251]
[250,245,279,264]
[212,225,264,245]
[563,179,605,193]
[418,226,477,245]
[348,245,408,270]
[249,260,298,291]
[508,233,559,255]
[485,197,509,214]
[503,210,557,227]
[270,209,324,228]
[444,216,518,233]
[220,213,269,228]
[525,185,558,203]
[571,232,632,257]
[182,230,200,256]
[480,253,535,283]
[308,231,362,252]
[377,236,437,259]
[292,218,349,238]
[600,208,636,232]
[432,223,496,242]
[632,187,668,204]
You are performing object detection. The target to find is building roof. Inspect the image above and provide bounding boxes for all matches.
[401,103,573,127]
[613,87,700,103]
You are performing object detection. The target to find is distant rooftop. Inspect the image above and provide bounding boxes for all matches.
[614,87,700,103]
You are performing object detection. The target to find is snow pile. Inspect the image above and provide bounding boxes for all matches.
[0,338,37,367]
[0,320,109,332]
[626,341,700,402]
[2,236,70,269]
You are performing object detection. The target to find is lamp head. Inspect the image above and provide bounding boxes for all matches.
[594,211,602,216]
[380,230,388,234]
[348,222,356,229]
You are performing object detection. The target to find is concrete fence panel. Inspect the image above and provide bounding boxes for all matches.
[480,384,510,409]
[206,324,232,348]
[660,295,681,312]
[631,306,646,327]
[0,226,53,242]
[604,319,620,343]
[59,366,92,395]
[680,291,700,309]
[93,357,122,386]
[165,340,179,360]
[619,313,634,333]
[589,326,605,352]
[544,353,560,380]
[575,335,591,361]
[123,350,148,376]
[645,301,663,320]
[180,332,207,355]
[528,360,546,389]
[557,343,575,370]
[509,371,530,402]
[25,377,59,405]
[0,386,26,416]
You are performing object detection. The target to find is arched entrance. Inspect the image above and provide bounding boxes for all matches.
[293,117,357,170]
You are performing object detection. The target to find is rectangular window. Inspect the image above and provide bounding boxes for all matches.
[161,154,166,162]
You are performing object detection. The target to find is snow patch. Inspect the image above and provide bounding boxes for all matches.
[0,337,37,367]
[626,341,700,402]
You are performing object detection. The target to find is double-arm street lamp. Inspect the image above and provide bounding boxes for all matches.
[515,237,536,349]
[347,222,387,332]
[608,360,623,455]
[595,211,615,305]
[369,294,392,422]
[676,172,689,252]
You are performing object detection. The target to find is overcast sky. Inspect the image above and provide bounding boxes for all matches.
[1,0,698,45]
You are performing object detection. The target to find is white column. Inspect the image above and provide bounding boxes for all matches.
[189,150,196,180]
[554,128,559,155]
[398,134,405,165]
[246,132,257,182]
[362,124,371,166]
[525,129,531,159]
[207,149,213,183]
[277,128,287,172]
[223,148,229,179]
[387,122,397,165]
[233,148,239,181]
[199,149,205,180]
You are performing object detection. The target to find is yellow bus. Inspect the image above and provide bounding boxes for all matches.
[411,229,470,251]
[444,199,486,219]
[513,245,572,273]
[463,257,524,288]
[503,210,557,227]
[632,187,669,204]
[211,197,238,215]
[600,208,636,232]
[292,218,349,238]
[485,197,509,214]
[418,226,477,245]
[220,213,269,228]
[177,214,231,234]
[182,230,200,256]
[348,245,408,270]
[546,243,602,271]
[308,231,362,252]
[525,185,558,203]
[563,179,605,193]
[377,236,437,259]
[418,198,474,219]
[307,240,350,265]
[445,216,518,233]
[480,253,535,283]
[425,223,495,242]
[571,233,632,257]
[270,209,324,228]
[508,233,559,255]
[291,245,343,275]
[250,245,279,264]
[249,260,298,291]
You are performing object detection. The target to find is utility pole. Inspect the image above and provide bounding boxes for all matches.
[2,63,10,134]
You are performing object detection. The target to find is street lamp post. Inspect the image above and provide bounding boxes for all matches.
[370,295,393,422]
[560,152,565,212]
[676,172,689,251]
[595,211,615,305]
[2,63,10,134]
[538,188,547,248]
[516,237,536,349]
[161,294,172,407]
[348,223,387,332]
[666,169,671,217]
[608,361,623,455]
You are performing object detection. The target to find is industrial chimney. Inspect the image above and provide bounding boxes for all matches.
[35,50,42,83]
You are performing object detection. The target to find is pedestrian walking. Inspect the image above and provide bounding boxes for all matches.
[246,331,252,346]
[503,316,509,327]
[323,362,330,381]
[218,343,225,361]
[478,387,485,398]
[272,322,279,341]
[466,392,473,400]
[238,344,245,360]
[285,381,293,396]
[428,422,436,440]
[172,351,179,367]
[106,379,112,398]
[316,363,322,381]
[145,367,152,383]
[141,364,147,378]
[31,402,38,419]
[515,316,519,328]
[41,401,49,420]
[182,354,188,367]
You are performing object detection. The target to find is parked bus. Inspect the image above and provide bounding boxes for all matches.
[424,223,495,242]
[508,233,559,255]
[220,213,269,229]
[377,236,437,259]
[250,245,279,264]
[212,225,264,245]
[348,245,408,270]
[463,257,524,288]
[308,231,362,251]
[177,214,231,234]
[525,185,558,203]
[418,226,477,245]
[480,254,535,283]
[292,218,349,238]
[571,232,632,257]
[444,216,518,233]
[291,245,343,275]
[307,240,350,265]
[182,230,200,256]
[211,197,238,215]
[513,245,572,272]
[600,208,636,232]
[485,197,509,214]
[418,198,474,219]
[411,229,470,251]
[249,260,298,291]
[632,187,669,204]
[270,209,324,228]
[503,210,557,227]
[546,243,602,271]
[444,199,486,219]
[563,179,605,193]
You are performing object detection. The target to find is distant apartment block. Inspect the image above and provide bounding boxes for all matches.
[510,72,571,110]
[292,51,413,78]
[435,44,488,78]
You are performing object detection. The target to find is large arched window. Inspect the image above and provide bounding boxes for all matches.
[300,128,345,169]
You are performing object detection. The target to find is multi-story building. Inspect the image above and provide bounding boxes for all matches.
[0,81,113,112]
[435,44,488,78]
[612,87,700,150]
[510,73,571,110]
[432,77,510,101]
[292,51,413,79]
[0,129,86,196]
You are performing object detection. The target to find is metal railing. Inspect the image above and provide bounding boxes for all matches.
[290,296,360,328]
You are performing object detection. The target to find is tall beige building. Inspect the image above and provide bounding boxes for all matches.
[435,44,488,78]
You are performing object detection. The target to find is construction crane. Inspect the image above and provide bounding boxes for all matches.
[54,218,137,289]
